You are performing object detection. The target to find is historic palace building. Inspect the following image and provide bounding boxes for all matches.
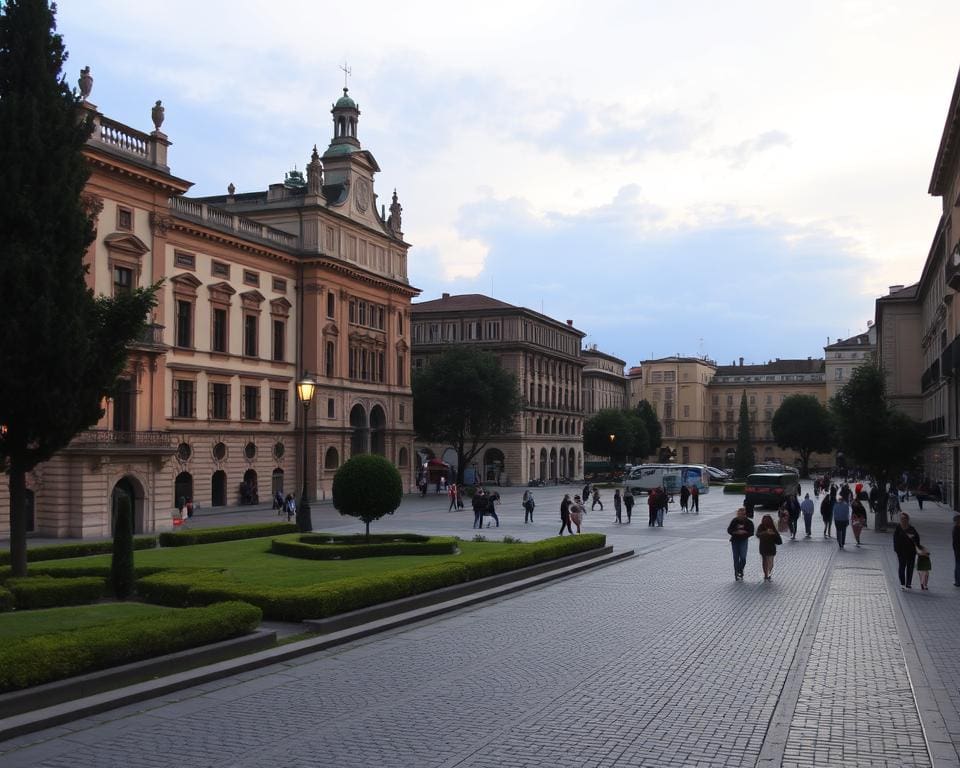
[0,73,417,539]
[581,346,627,415]
[410,294,585,485]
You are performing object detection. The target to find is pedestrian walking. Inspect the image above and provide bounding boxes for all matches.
[273,489,284,514]
[800,493,815,538]
[582,483,591,505]
[833,495,851,549]
[851,498,867,546]
[485,491,500,527]
[727,507,755,581]
[786,492,801,540]
[916,546,932,590]
[613,489,623,523]
[448,483,458,512]
[623,489,634,523]
[522,489,536,523]
[953,515,960,587]
[656,486,668,527]
[648,489,658,527]
[893,512,921,590]
[868,483,880,517]
[756,514,783,581]
[284,493,296,523]
[559,494,574,535]
[570,495,585,533]
[591,487,603,511]
[679,484,690,513]
[472,489,487,529]
[820,492,833,538]
[690,484,700,513]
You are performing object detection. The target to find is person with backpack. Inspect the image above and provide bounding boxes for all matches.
[472,488,487,529]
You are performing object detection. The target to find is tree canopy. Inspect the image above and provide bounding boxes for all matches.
[732,391,754,479]
[332,454,403,539]
[583,408,648,463]
[771,394,834,477]
[830,361,924,527]
[0,0,157,576]
[412,345,521,484]
[634,400,661,460]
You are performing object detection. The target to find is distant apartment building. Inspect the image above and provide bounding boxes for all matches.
[581,346,627,415]
[0,74,417,539]
[410,294,585,484]
[824,325,877,401]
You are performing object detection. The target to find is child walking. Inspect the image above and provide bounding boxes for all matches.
[917,546,932,590]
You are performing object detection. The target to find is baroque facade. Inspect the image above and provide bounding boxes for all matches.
[410,294,585,485]
[0,74,417,539]
[581,346,627,415]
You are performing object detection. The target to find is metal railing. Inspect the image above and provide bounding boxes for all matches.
[70,430,174,449]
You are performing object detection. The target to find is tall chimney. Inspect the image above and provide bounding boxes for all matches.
[739,357,744,367]
[442,292,450,299]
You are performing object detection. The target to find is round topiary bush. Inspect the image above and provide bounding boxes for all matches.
[332,454,404,539]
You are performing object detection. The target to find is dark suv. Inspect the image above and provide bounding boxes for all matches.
[744,472,799,508]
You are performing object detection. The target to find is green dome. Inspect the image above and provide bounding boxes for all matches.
[335,88,357,110]
[323,142,356,157]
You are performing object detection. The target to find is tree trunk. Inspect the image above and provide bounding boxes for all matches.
[365,519,370,542]
[8,459,28,577]
[875,472,889,531]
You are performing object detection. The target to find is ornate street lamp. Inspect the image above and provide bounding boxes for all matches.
[295,373,316,532]
[609,433,616,466]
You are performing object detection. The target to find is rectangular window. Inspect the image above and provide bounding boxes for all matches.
[244,315,258,357]
[325,341,335,377]
[664,403,674,419]
[272,277,287,293]
[348,300,356,323]
[113,266,133,296]
[683,405,690,417]
[358,301,367,326]
[377,307,385,330]
[397,353,405,386]
[174,251,196,269]
[327,397,335,418]
[241,385,259,421]
[377,351,385,383]
[726,395,733,406]
[399,403,406,422]
[327,292,335,318]
[212,308,227,353]
[726,410,734,422]
[272,319,285,362]
[210,382,230,420]
[175,300,192,348]
[397,311,403,335]
[243,270,260,287]
[836,367,844,380]
[174,380,195,418]
[270,388,288,422]
[117,206,133,231]
[211,261,230,278]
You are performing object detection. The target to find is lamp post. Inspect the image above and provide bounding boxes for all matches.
[609,433,616,469]
[295,374,316,532]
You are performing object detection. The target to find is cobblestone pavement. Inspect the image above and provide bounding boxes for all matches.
[3,483,959,767]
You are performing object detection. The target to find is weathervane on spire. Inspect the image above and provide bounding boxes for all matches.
[339,61,352,89]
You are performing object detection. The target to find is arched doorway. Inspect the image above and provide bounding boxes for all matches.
[528,449,535,482]
[559,448,567,479]
[483,448,505,485]
[271,468,284,497]
[350,404,368,456]
[549,448,557,480]
[241,468,258,504]
[539,448,547,481]
[441,447,458,480]
[111,475,145,534]
[211,470,227,507]
[174,471,193,508]
[369,405,386,456]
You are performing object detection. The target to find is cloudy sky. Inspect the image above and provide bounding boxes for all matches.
[58,1,960,367]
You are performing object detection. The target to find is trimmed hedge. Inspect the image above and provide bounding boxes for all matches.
[723,482,746,494]
[138,534,606,621]
[301,533,430,545]
[6,576,106,610]
[0,600,261,693]
[272,535,457,560]
[0,537,157,566]
[0,586,14,612]
[158,522,297,547]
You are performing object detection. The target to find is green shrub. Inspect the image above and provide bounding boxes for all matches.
[332,454,403,538]
[0,601,261,692]
[158,522,296,547]
[111,495,135,599]
[0,586,14,612]
[271,535,457,560]
[723,482,746,494]
[139,534,606,621]
[300,533,429,545]
[6,576,106,609]
[0,536,157,566]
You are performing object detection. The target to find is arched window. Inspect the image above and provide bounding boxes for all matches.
[325,447,340,469]
[398,447,408,467]
[370,405,386,456]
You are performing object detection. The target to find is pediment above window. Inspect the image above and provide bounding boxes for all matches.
[103,231,150,257]
[240,289,266,309]
[207,281,236,304]
[170,272,202,295]
[270,297,292,317]
[323,322,339,336]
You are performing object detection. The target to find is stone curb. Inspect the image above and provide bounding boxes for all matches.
[0,545,634,743]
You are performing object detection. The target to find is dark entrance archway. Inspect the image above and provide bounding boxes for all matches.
[241,468,258,504]
[111,476,145,534]
[174,471,193,509]
[369,405,386,456]
[271,468,284,497]
[350,404,368,456]
[483,447,505,485]
[212,470,227,507]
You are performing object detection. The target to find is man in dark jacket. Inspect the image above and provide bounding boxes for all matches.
[893,512,921,589]
[472,489,486,529]
[727,508,755,581]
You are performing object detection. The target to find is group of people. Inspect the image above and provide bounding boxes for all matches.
[471,487,501,529]
[274,490,296,522]
[559,493,587,535]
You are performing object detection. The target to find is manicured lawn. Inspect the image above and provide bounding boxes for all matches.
[35,535,524,589]
[0,602,177,641]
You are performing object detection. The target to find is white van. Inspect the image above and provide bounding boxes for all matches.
[625,464,711,496]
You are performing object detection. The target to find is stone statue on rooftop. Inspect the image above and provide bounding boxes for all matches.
[78,66,93,100]
[151,100,165,131]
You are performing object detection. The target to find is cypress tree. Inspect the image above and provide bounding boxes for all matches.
[0,1,157,576]
[110,494,135,600]
[733,391,755,480]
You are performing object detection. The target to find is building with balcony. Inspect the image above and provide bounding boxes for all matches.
[410,293,585,484]
[581,346,627,415]
[0,73,417,539]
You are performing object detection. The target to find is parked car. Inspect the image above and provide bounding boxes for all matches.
[744,472,800,508]
[706,466,732,483]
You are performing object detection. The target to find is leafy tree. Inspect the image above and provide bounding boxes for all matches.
[0,1,158,576]
[733,391,754,480]
[831,362,924,529]
[623,410,651,462]
[771,394,834,478]
[634,400,662,459]
[332,454,403,539]
[412,345,521,484]
[110,494,135,599]
[584,409,637,464]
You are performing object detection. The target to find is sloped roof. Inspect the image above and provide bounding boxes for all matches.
[825,331,873,350]
[412,294,520,313]
[714,358,825,376]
